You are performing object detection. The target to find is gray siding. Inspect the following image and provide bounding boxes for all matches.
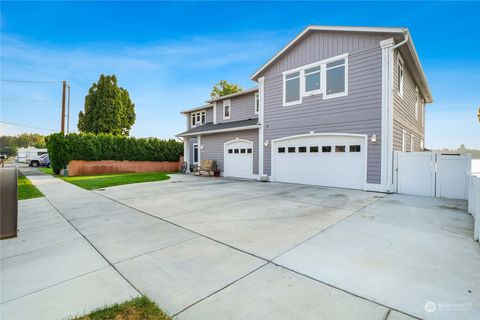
[262,31,387,184]
[392,49,425,152]
[200,129,259,175]
[187,107,214,130]
[215,93,258,124]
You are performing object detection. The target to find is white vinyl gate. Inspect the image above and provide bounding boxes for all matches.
[395,152,471,199]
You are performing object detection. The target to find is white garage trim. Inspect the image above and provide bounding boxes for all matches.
[271,133,368,190]
[224,138,256,179]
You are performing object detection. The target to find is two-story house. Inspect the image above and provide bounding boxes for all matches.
[177,26,432,193]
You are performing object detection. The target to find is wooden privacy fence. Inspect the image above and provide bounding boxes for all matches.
[67,159,182,176]
[468,175,480,242]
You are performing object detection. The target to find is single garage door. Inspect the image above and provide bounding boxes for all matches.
[271,134,366,189]
[224,139,253,179]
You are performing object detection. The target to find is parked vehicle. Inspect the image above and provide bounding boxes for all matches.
[17,147,48,163]
[28,154,51,168]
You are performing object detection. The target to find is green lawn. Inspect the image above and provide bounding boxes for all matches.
[18,173,44,200]
[71,296,171,320]
[38,168,171,190]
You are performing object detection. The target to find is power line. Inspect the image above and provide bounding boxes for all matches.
[1,97,59,103]
[1,79,61,84]
[0,121,57,132]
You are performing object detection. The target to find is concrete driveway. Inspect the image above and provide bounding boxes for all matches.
[2,170,479,320]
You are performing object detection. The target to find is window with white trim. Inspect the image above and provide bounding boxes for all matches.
[415,87,419,120]
[397,55,404,97]
[282,53,348,106]
[304,66,321,94]
[410,133,414,152]
[191,110,206,127]
[325,58,347,98]
[284,71,301,105]
[255,92,260,114]
[223,99,231,119]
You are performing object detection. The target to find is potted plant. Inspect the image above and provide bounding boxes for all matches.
[212,161,221,177]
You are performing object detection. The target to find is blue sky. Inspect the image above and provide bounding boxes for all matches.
[1,1,479,149]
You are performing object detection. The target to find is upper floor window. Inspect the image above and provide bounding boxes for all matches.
[282,53,348,106]
[415,87,419,120]
[255,92,260,114]
[397,54,404,98]
[325,59,347,99]
[223,99,231,119]
[304,66,321,94]
[191,110,206,127]
[284,71,301,106]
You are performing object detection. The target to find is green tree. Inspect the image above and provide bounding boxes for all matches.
[210,80,242,99]
[78,74,135,135]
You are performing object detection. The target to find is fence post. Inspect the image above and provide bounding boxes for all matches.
[474,177,480,242]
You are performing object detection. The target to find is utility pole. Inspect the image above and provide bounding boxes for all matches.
[67,84,71,134]
[61,80,66,134]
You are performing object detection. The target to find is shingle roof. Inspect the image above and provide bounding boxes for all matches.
[176,118,259,137]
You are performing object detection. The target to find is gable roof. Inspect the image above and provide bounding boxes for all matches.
[180,104,213,114]
[206,87,258,103]
[251,25,432,103]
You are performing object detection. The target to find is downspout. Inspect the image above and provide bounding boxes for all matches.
[386,29,409,192]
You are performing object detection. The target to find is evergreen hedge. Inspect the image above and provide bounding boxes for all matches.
[46,133,183,175]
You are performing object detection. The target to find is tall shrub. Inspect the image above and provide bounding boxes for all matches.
[46,133,183,174]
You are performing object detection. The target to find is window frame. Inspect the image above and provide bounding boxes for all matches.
[191,110,206,127]
[402,129,406,152]
[415,87,419,121]
[397,54,404,98]
[410,133,414,152]
[282,52,349,107]
[223,99,231,120]
[192,143,199,164]
[254,92,260,115]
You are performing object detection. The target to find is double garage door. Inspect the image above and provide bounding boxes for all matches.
[271,134,367,190]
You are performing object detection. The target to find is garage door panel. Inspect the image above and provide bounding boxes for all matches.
[272,135,366,190]
[224,140,254,179]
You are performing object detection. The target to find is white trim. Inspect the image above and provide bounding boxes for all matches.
[402,129,406,152]
[410,133,414,152]
[396,53,404,98]
[254,92,260,115]
[190,109,206,127]
[258,77,265,178]
[282,52,349,106]
[180,104,212,114]
[223,99,231,120]
[251,26,432,103]
[380,37,395,193]
[224,138,253,146]
[183,136,190,171]
[270,133,368,190]
[178,124,260,137]
[197,136,201,163]
[420,139,424,150]
[415,87,419,121]
[206,87,258,103]
[213,102,217,124]
[252,25,404,80]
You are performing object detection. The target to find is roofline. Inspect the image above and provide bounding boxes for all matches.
[404,30,433,103]
[250,25,432,103]
[206,87,258,103]
[251,25,405,80]
[176,124,260,137]
[180,104,213,114]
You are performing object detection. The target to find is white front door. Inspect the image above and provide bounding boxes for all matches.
[271,134,367,190]
[224,139,254,179]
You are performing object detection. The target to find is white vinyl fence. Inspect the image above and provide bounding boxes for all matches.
[468,175,480,242]
[395,152,471,200]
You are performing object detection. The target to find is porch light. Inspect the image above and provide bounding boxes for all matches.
[200,145,204,150]
[264,140,269,146]
[370,134,377,143]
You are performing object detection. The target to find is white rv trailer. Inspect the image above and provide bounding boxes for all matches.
[16,147,48,163]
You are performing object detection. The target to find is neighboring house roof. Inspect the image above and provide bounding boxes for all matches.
[180,104,213,114]
[176,118,259,137]
[251,25,432,103]
[206,87,258,103]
